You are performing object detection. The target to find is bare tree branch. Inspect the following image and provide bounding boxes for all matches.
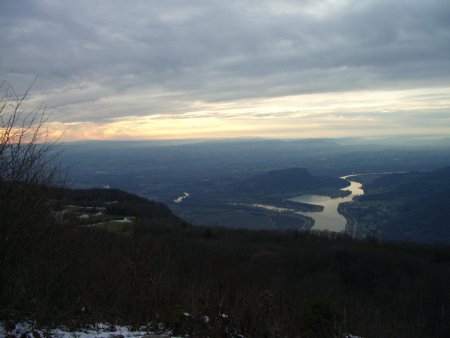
[0,81,62,307]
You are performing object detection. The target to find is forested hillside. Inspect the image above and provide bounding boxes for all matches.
[358,167,450,242]
[2,185,450,337]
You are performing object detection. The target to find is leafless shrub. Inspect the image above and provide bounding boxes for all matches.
[0,80,62,312]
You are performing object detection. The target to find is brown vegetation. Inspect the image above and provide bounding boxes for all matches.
[2,215,450,338]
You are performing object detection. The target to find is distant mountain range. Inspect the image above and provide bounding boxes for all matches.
[59,138,450,202]
[230,167,348,196]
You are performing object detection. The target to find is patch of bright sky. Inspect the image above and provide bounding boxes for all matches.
[48,86,450,141]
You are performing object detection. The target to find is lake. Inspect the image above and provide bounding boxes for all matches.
[291,176,364,232]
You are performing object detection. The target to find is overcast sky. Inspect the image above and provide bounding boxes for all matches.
[1,0,450,140]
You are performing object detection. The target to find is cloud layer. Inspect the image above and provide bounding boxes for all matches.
[1,0,450,138]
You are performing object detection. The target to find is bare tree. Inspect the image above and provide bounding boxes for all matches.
[0,80,59,186]
[0,80,61,309]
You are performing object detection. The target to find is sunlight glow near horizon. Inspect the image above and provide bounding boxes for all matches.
[47,87,450,141]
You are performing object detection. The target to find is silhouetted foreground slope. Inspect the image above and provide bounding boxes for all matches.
[1,187,450,337]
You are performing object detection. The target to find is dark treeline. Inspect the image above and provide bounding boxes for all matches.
[1,187,450,337]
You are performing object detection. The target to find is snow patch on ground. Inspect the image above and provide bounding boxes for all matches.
[1,321,363,338]
[174,192,190,204]
[0,322,171,338]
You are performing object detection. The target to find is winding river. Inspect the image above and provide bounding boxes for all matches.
[291,175,364,232]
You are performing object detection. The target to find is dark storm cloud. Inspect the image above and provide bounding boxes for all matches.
[1,0,449,122]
